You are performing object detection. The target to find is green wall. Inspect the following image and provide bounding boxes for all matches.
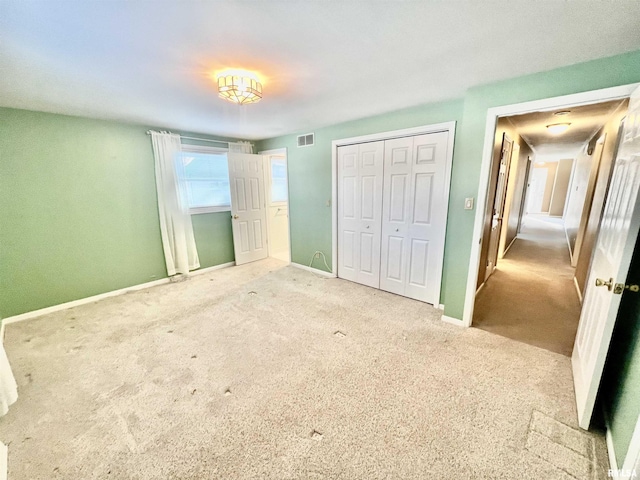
[257,99,466,273]
[258,49,640,320]
[0,108,235,318]
[603,233,640,468]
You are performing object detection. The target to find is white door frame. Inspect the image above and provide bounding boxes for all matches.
[331,121,457,304]
[259,148,291,264]
[462,83,639,327]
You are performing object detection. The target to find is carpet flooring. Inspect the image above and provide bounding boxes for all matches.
[1,258,608,479]
[473,215,582,357]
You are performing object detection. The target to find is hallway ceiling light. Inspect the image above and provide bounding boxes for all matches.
[546,123,571,135]
[217,71,262,105]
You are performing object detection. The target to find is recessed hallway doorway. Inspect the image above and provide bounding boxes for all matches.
[473,214,581,356]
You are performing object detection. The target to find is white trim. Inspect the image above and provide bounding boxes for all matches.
[438,304,445,311]
[259,148,292,264]
[290,262,336,278]
[2,262,237,325]
[0,322,5,345]
[3,278,171,325]
[461,83,640,327]
[441,314,464,326]
[190,261,235,276]
[331,121,457,302]
[476,281,486,296]
[0,442,6,480]
[574,276,583,304]
[189,205,231,215]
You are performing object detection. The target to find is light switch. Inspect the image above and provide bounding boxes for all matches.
[464,197,474,210]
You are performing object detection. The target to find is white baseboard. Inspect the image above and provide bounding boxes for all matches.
[438,304,445,311]
[441,314,464,326]
[574,276,583,304]
[2,262,237,326]
[0,322,5,345]
[190,261,235,277]
[476,282,486,296]
[607,422,620,474]
[290,262,336,278]
[0,442,6,480]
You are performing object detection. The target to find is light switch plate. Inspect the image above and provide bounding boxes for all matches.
[464,197,474,210]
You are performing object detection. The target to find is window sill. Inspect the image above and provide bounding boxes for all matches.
[189,206,231,215]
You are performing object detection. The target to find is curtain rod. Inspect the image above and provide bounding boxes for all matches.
[146,130,252,147]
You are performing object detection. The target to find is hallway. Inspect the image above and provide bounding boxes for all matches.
[473,215,582,356]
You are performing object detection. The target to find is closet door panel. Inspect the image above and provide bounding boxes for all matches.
[380,137,414,295]
[337,145,360,282]
[405,131,449,303]
[338,142,384,288]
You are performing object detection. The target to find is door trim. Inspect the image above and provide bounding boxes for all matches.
[259,147,292,264]
[331,121,457,304]
[462,83,640,327]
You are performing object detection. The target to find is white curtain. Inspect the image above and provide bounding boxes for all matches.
[150,131,200,276]
[0,344,17,417]
[229,141,253,154]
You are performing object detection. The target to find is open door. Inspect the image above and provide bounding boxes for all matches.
[572,84,640,429]
[228,152,268,265]
[485,134,513,281]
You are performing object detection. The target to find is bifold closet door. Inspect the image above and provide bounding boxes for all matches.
[379,132,449,304]
[337,141,384,288]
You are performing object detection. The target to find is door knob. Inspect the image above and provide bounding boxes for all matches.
[395,228,399,232]
[614,283,640,294]
[233,215,239,219]
[595,278,613,291]
[366,225,370,229]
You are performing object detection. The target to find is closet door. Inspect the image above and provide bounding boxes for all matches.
[337,142,384,288]
[380,131,449,304]
[380,136,413,296]
[405,132,449,304]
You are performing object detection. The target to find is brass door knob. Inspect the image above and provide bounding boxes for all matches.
[595,278,614,291]
[233,215,239,219]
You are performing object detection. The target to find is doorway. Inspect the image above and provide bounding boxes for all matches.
[472,97,629,354]
[260,148,291,263]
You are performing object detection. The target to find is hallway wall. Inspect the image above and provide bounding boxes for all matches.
[476,117,533,288]
[575,100,629,294]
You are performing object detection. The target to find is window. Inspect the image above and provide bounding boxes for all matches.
[270,156,288,204]
[177,146,231,213]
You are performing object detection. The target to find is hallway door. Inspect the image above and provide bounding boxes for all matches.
[572,85,640,429]
[485,134,512,281]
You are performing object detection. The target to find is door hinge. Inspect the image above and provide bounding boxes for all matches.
[614,283,640,294]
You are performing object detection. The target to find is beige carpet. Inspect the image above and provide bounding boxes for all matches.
[1,258,608,479]
[473,215,582,357]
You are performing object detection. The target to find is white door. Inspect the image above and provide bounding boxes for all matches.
[228,153,268,265]
[572,85,640,430]
[485,135,513,280]
[379,131,450,304]
[337,142,384,288]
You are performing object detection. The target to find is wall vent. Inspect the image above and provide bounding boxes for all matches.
[297,133,314,147]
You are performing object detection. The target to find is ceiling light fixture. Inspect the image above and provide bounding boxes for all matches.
[554,110,571,116]
[546,123,571,135]
[217,71,262,105]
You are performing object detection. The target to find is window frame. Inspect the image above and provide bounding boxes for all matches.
[178,144,231,214]
[268,155,289,207]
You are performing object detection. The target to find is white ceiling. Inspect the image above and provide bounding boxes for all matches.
[506,99,627,160]
[2,1,640,140]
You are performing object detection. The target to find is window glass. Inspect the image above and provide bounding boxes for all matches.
[271,157,288,203]
[177,151,230,211]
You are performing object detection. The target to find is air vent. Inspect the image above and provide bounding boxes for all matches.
[297,133,314,147]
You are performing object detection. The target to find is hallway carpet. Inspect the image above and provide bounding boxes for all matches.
[474,215,582,356]
[2,259,607,479]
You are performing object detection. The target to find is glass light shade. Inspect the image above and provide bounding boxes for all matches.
[217,75,262,105]
[546,123,571,135]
